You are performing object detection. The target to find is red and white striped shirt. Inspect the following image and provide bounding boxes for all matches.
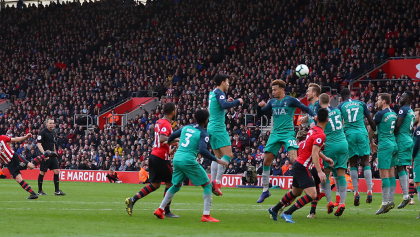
[151,119,172,160]
[0,135,14,165]
[296,126,325,168]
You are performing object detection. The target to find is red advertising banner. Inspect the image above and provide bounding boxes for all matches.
[3,169,402,194]
[385,58,420,79]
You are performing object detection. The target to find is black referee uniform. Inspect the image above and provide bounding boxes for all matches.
[37,128,65,195]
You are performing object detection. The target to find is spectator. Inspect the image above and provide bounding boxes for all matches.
[272,164,282,176]
[126,162,135,171]
[225,164,237,174]
[282,160,291,175]
[283,166,293,176]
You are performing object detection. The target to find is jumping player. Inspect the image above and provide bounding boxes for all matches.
[369,93,397,214]
[208,73,243,196]
[319,93,349,216]
[411,108,420,218]
[268,108,334,223]
[299,83,321,127]
[125,102,179,218]
[154,109,228,222]
[338,88,376,205]
[394,92,415,209]
[256,79,316,203]
[0,133,57,199]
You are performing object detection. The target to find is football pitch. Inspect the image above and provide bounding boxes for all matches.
[1,180,419,236]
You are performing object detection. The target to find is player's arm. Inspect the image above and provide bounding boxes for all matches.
[369,112,382,152]
[216,92,242,109]
[299,115,309,124]
[291,98,316,117]
[166,129,182,144]
[312,144,326,183]
[319,152,334,167]
[257,100,272,117]
[159,124,179,144]
[412,129,420,163]
[10,133,32,143]
[362,102,376,131]
[199,132,228,166]
[394,107,407,135]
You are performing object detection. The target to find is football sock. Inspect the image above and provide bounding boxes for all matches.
[262,166,270,192]
[164,187,172,214]
[54,174,60,192]
[381,177,390,205]
[324,173,332,203]
[210,161,218,181]
[320,181,325,193]
[216,155,230,184]
[284,195,313,215]
[38,174,44,192]
[133,184,157,204]
[363,166,373,192]
[389,176,396,203]
[159,186,180,210]
[350,167,358,194]
[273,191,296,213]
[398,170,409,199]
[31,155,45,166]
[310,196,320,214]
[19,180,35,194]
[409,183,416,195]
[417,186,420,204]
[338,176,347,204]
[203,183,212,215]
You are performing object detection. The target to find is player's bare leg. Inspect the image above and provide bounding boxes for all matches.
[211,146,232,196]
[360,155,373,203]
[349,156,361,206]
[397,165,410,208]
[257,152,274,203]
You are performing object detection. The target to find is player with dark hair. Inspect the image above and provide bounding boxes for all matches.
[268,108,333,223]
[0,133,57,199]
[369,93,398,214]
[411,108,420,218]
[394,91,415,209]
[338,88,376,205]
[208,73,243,196]
[256,79,316,203]
[154,109,228,222]
[125,102,180,218]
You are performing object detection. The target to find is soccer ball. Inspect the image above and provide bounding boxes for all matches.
[296,64,309,77]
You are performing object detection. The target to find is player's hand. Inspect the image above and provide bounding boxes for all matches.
[227,97,234,102]
[370,143,378,153]
[310,122,315,128]
[318,171,327,184]
[314,116,318,121]
[25,133,32,138]
[216,158,228,168]
[237,98,244,104]
[298,116,306,124]
[258,101,267,107]
[325,158,334,168]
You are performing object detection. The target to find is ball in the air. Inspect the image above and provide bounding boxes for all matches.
[296,64,309,77]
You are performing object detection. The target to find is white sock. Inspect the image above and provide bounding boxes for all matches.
[262,169,270,192]
[216,164,226,184]
[210,161,218,181]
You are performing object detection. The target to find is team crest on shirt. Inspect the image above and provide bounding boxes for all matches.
[37,135,42,140]
[219,95,225,100]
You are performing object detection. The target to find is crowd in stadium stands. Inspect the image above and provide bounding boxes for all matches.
[1,0,420,177]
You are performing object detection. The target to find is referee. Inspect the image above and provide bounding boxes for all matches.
[36,118,66,196]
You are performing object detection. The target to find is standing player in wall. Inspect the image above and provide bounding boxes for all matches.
[208,73,243,196]
[369,93,398,215]
[37,118,66,196]
[0,133,57,199]
[125,102,180,218]
[268,108,334,223]
[256,79,316,203]
[393,92,415,209]
[338,88,376,206]
[410,108,420,218]
[154,109,228,222]
[318,93,349,216]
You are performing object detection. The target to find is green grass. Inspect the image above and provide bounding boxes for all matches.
[1,180,419,236]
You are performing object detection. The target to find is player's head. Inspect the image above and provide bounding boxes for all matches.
[296,130,308,142]
[400,91,414,106]
[271,79,286,98]
[306,83,321,101]
[319,93,330,108]
[195,109,210,128]
[163,102,176,121]
[317,108,329,127]
[340,88,351,100]
[46,118,55,130]
[378,93,391,109]
[415,108,420,125]
[214,73,230,91]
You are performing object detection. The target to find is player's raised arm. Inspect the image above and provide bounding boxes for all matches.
[167,129,182,144]
[10,133,32,143]
[257,100,272,117]
[216,92,242,109]
[290,97,316,117]
[361,102,377,132]
[199,131,228,166]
